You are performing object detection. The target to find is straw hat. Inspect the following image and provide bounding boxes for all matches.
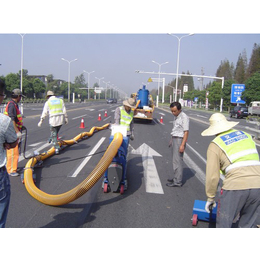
[46,90,54,97]
[201,113,239,136]
[123,98,136,108]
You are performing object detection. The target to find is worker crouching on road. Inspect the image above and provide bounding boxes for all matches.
[201,113,260,228]
[4,88,25,177]
[114,98,136,140]
[38,91,68,154]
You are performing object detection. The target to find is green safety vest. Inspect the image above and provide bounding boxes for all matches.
[47,97,63,116]
[120,106,133,132]
[213,129,260,174]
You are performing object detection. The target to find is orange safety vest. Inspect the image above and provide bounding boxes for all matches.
[4,100,23,130]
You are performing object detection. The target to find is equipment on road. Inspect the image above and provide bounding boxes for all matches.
[102,125,129,194]
[22,123,125,206]
[131,85,154,121]
[191,200,217,226]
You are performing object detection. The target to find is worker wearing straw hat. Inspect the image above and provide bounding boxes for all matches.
[201,113,260,228]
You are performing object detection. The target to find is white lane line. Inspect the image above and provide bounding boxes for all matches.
[69,137,106,178]
[19,142,51,162]
[103,116,111,121]
[186,143,224,181]
[72,114,93,120]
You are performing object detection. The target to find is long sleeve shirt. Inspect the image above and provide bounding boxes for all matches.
[40,96,68,127]
[205,142,260,202]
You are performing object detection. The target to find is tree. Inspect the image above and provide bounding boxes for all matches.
[247,43,260,78]
[207,81,222,110]
[216,59,234,80]
[241,72,260,104]
[234,51,247,83]
[4,73,20,95]
[33,78,46,98]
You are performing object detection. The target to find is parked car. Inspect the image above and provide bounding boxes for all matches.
[113,98,117,103]
[230,106,248,118]
[106,98,114,104]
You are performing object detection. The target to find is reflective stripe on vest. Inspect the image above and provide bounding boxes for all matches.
[213,129,260,173]
[120,106,133,131]
[4,100,23,130]
[47,98,63,116]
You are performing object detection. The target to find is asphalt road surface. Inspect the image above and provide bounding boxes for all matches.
[4,101,260,228]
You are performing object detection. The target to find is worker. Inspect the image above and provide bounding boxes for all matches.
[38,91,68,154]
[166,101,189,187]
[114,98,136,140]
[4,88,25,177]
[201,113,260,228]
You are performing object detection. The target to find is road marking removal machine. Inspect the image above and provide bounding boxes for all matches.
[102,125,129,195]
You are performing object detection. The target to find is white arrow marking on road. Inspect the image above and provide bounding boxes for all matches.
[69,137,106,177]
[131,143,164,194]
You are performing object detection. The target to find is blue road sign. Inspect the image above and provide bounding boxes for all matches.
[231,84,245,104]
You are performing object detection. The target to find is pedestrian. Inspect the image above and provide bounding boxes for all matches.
[114,98,136,140]
[201,113,260,228]
[38,91,68,154]
[166,101,189,187]
[4,88,25,177]
[0,79,18,227]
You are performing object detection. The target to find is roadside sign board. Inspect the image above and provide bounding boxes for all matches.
[231,84,245,104]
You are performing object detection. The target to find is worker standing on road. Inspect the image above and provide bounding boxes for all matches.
[166,102,189,187]
[114,98,136,140]
[38,91,68,154]
[0,80,18,227]
[201,113,260,228]
[4,88,25,177]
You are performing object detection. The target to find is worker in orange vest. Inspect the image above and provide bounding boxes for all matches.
[4,89,25,177]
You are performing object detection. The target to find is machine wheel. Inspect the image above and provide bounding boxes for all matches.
[120,184,124,195]
[192,214,198,226]
[104,183,109,193]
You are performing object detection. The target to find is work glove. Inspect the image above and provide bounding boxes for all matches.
[65,118,68,124]
[38,119,43,127]
[205,201,216,213]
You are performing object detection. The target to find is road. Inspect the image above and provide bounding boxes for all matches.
[4,102,260,228]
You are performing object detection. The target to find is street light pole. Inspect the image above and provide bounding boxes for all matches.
[95,77,104,99]
[83,70,95,100]
[103,81,110,100]
[152,60,169,107]
[168,33,194,101]
[61,58,78,102]
[19,33,26,114]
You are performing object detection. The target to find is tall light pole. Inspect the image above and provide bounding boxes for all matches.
[95,77,104,99]
[103,80,110,100]
[61,58,77,102]
[152,60,169,107]
[19,33,26,114]
[83,70,95,100]
[168,33,194,101]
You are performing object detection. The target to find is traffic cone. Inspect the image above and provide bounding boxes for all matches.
[98,113,101,121]
[79,118,85,128]
[160,116,163,123]
[104,110,107,117]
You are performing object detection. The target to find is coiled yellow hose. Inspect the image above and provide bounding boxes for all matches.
[24,124,123,206]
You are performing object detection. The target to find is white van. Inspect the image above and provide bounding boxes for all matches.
[248,101,260,116]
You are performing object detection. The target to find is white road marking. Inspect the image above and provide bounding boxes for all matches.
[69,137,106,178]
[131,143,164,194]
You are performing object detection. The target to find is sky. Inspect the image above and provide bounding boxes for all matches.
[1,1,260,96]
